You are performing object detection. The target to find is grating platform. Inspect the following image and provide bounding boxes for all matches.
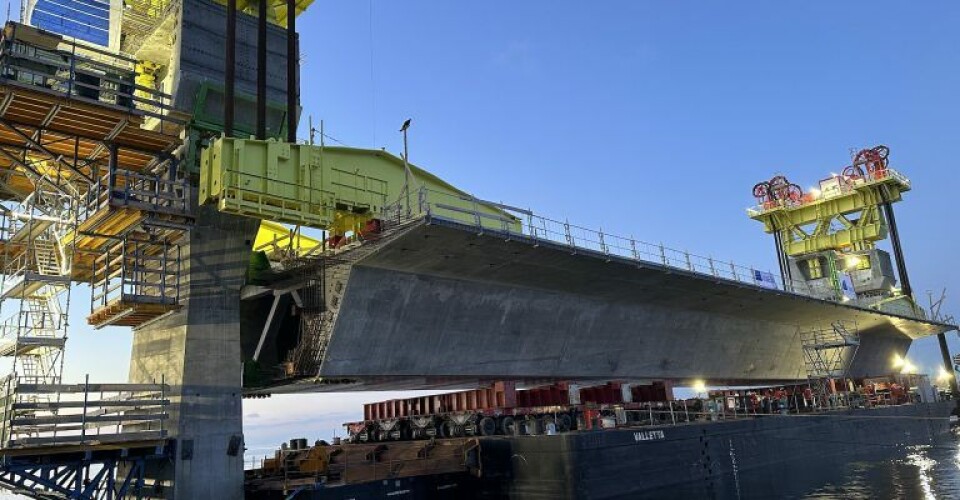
[0,273,70,299]
[0,337,66,357]
[87,298,180,328]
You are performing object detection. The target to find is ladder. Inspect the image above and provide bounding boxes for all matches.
[286,211,422,378]
[0,175,77,387]
[800,321,860,407]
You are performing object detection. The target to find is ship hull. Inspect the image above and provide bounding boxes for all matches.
[247,401,955,499]
[477,401,956,499]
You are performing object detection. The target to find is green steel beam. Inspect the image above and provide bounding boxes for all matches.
[749,173,910,257]
[199,136,517,233]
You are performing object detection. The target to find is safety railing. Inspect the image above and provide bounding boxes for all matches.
[0,22,183,128]
[218,169,340,225]
[215,165,387,230]
[0,375,169,449]
[410,187,825,300]
[81,170,191,224]
[90,238,181,312]
[0,237,64,279]
[0,309,67,341]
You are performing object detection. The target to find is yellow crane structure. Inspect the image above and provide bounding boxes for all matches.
[200,136,518,250]
[748,146,921,316]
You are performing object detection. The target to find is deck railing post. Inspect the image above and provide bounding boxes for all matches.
[80,374,89,445]
[67,42,77,97]
[160,374,165,436]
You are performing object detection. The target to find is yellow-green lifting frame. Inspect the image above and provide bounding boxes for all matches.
[200,136,517,239]
[748,170,910,257]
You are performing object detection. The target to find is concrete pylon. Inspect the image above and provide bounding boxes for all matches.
[128,206,259,498]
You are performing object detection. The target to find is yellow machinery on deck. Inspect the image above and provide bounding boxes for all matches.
[246,438,479,495]
[748,146,921,316]
[200,136,520,252]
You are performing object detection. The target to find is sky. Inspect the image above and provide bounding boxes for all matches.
[3,0,957,466]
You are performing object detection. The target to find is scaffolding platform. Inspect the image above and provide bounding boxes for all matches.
[0,336,65,357]
[0,378,171,499]
[0,273,70,300]
[88,237,181,328]
[0,379,169,448]
[87,299,179,328]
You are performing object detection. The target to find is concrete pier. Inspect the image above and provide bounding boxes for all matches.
[129,206,259,498]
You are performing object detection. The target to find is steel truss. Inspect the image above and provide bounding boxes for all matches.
[0,441,170,499]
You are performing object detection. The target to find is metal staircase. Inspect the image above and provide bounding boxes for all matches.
[0,183,77,387]
[800,321,860,406]
[285,211,423,379]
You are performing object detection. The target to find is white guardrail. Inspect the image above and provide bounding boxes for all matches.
[403,187,851,306]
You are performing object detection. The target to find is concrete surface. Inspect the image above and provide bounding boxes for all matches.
[128,205,259,499]
[250,218,951,393]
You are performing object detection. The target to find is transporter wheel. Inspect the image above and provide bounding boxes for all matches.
[500,416,517,435]
[478,417,497,436]
[440,420,461,438]
[556,413,573,433]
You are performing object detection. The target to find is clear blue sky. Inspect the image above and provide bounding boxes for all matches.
[28,1,960,457]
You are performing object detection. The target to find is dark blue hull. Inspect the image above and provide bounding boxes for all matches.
[248,402,955,499]
[477,401,956,499]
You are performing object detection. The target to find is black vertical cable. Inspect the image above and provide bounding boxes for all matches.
[286,0,297,143]
[773,231,787,287]
[257,0,268,139]
[224,0,236,136]
[882,202,912,297]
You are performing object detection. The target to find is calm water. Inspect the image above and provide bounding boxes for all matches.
[661,425,960,499]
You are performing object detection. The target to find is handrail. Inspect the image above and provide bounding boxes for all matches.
[0,30,185,128]
[0,376,170,449]
[401,186,928,319]
[410,187,827,299]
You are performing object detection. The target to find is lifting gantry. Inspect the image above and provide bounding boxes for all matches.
[748,146,919,315]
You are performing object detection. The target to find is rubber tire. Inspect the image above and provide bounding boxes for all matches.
[556,413,572,433]
[478,417,497,436]
[500,416,517,435]
[442,420,460,438]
